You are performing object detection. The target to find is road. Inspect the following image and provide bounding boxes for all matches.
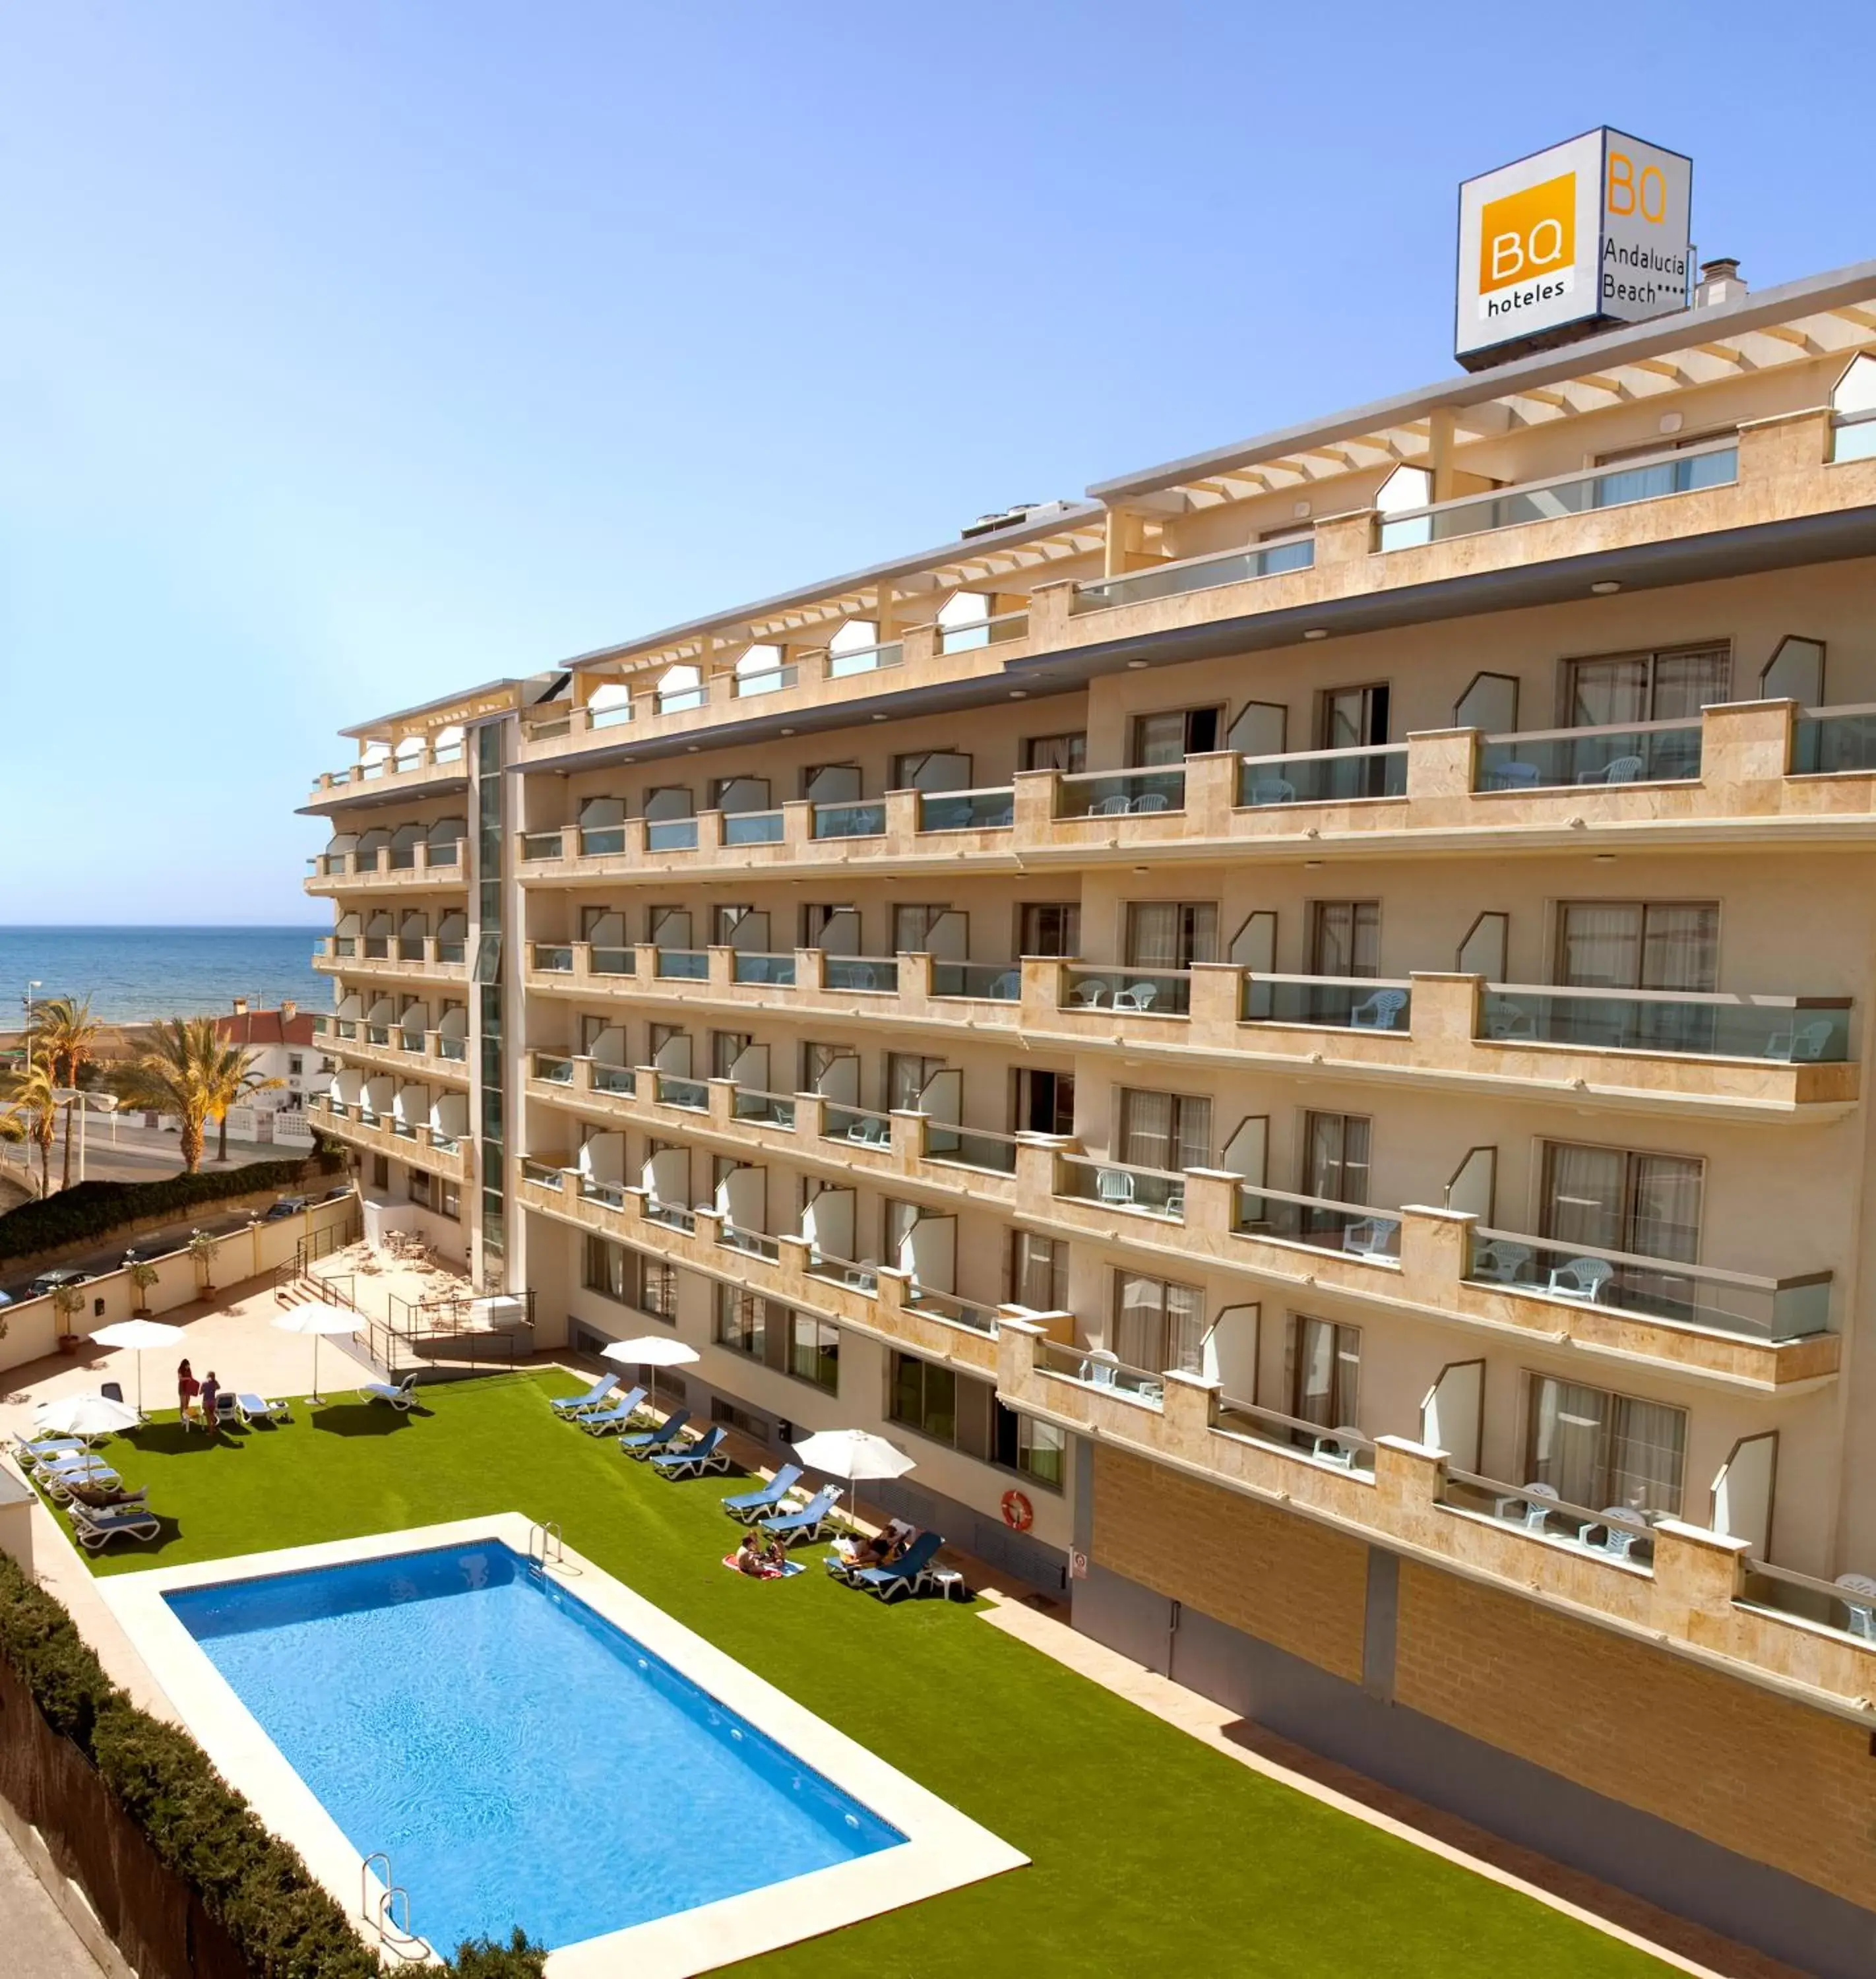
[0,1199,293,1304]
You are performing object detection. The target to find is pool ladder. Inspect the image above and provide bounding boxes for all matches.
[361,1852,427,1964]
[526,1519,565,1574]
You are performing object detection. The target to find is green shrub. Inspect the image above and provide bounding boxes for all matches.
[0,1552,545,1978]
[0,1159,318,1263]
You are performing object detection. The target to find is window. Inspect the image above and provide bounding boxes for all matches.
[1125,900,1216,968]
[892,904,954,954]
[710,1031,752,1079]
[1118,1088,1210,1172]
[1525,1374,1686,1517]
[409,1169,432,1209]
[1013,1067,1074,1137]
[886,1053,945,1114]
[1309,901,1380,979]
[715,1282,770,1359]
[1024,732,1086,774]
[788,1314,840,1393]
[891,1353,957,1444]
[1301,1111,1370,1206]
[371,1154,389,1190]
[437,1181,460,1221]
[801,1041,852,1094]
[1539,1141,1703,1316]
[1009,1231,1069,1311]
[803,902,858,947]
[1130,707,1220,765]
[583,1233,630,1303]
[1555,902,1718,991]
[1319,683,1390,750]
[1111,1270,1204,1374]
[1291,1315,1361,1432]
[1563,644,1730,727]
[583,1236,677,1319]
[288,1054,303,1076]
[712,904,758,945]
[1018,902,1080,958]
[1001,1408,1066,1490]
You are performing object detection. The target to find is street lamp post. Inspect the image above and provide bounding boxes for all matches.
[51,1090,119,1185]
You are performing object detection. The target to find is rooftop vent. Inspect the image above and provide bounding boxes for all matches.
[960,499,1073,540]
[1694,257,1747,309]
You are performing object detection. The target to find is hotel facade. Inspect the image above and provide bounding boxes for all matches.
[303,256,1876,1975]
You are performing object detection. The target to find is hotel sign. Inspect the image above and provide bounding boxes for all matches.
[1456,129,1692,367]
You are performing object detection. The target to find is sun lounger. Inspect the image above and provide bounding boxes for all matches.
[848,1530,945,1603]
[11,1433,86,1472]
[824,1519,917,1583]
[550,1372,621,1416]
[42,1460,125,1505]
[650,1425,731,1478]
[722,1463,803,1523]
[237,1393,292,1426]
[360,1373,420,1411]
[214,1392,240,1429]
[621,1410,691,1461]
[760,1486,842,1545]
[69,1500,160,1552]
[578,1387,648,1435]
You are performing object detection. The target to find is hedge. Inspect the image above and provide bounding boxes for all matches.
[0,1550,546,1976]
[0,1145,342,1263]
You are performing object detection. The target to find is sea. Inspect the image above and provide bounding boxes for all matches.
[0,927,328,1026]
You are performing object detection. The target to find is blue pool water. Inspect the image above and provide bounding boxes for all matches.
[164,1542,904,1953]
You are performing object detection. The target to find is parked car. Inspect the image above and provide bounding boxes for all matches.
[262,1195,310,1221]
[27,1267,94,1298]
[321,1182,354,1202]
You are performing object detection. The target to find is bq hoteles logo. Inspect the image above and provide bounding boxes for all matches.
[1477,170,1578,327]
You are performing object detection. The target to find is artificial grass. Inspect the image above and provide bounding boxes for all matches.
[75,1373,1671,1976]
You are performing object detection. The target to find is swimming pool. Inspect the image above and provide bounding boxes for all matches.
[166,1540,903,1951]
[106,1516,1023,1978]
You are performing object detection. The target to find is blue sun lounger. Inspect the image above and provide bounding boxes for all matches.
[69,1500,160,1552]
[722,1463,802,1523]
[848,1530,946,1603]
[550,1372,621,1417]
[761,1486,842,1545]
[578,1388,648,1435]
[621,1409,691,1460]
[650,1425,731,1479]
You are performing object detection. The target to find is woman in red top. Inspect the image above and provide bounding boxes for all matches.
[177,1357,200,1429]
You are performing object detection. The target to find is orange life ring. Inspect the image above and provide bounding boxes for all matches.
[1000,1489,1034,1532]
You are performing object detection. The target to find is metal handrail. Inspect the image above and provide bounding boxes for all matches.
[1239,739,1408,768]
[1380,434,1738,528]
[1481,714,1704,746]
[1485,980,1849,1011]
[1468,1224,1825,1296]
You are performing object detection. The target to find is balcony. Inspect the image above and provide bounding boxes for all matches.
[1239,745,1406,806]
[811,800,885,841]
[1243,974,1412,1030]
[937,611,1028,654]
[316,1021,472,1084]
[308,1097,470,1180]
[1053,768,1185,820]
[1055,1156,1185,1222]
[1234,1183,1400,1259]
[313,936,467,983]
[1071,536,1314,613]
[305,840,465,893]
[1480,985,1852,1063]
[996,1321,1873,1709]
[918,786,1015,832]
[1474,718,1701,791]
[307,738,466,806]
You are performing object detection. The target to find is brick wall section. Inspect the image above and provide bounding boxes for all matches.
[1394,1559,1876,1911]
[1092,1445,1368,1683]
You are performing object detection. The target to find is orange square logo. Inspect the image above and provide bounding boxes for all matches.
[1478,172,1575,293]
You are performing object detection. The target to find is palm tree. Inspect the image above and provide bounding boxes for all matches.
[111,1018,225,1175]
[0,1050,60,1197]
[30,995,102,1190]
[205,1037,286,1166]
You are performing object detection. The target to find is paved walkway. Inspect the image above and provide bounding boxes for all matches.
[0,1817,104,1979]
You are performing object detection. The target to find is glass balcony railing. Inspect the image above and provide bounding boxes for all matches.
[1792,705,1876,776]
[823,1103,893,1150]
[1054,769,1186,819]
[520,1157,567,1188]
[931,962,1022,1003]
[646,818,699,852]
[586,698,634,732]
[579,825,627,856]
[1061,968,1191,1015]
[1036,1338,1166,1404]
[590,946,635,977]
[580,1175,630,1210]
[644,1198,697,1232]
[427,840,461,866]
[363,938,389,960]
[1057,1157,1186,1220]
[532,1053,574,1085]
[917,787,1015,832]
[436,940,466,966]
[389,843,418,871]
[396,938,425,962]
[1212,1395,1377,1478]
[436,1035,466,1061]
[937,611,1028,654]
[654,949,708,980]
[733,1088,797,1128]
[653,1072,708,1110]
[922,1124,1019,1175]
[1464,1227,1830,1342]
[732,951,796,986]
[722,810,785,846]
[807,1252,878,1293]
[1239,745,1407,805]
[1479,986,1852,1063]
[1829,409,1876,463]
[1235,1184,1400,1259]
[825,640,902,680]
[732,664,798,698]
[655,685,706,716]
[1474,718,1703,790]
[1243,975,1412,1031]
[1376,440,1738,551]
[365,1024,391,1046]
[907,1283,998,1333]
[590,1063,635,1096]
[1739,1556,1876,1648]
[823,955,897,993]
[1071,536,1314,613]
[520,831,565,861]
[328,937,356,958]
[811,800,886,840]
[720,1224,780,1261]
[1438,1468,1656,1557]
[530,943,573,973]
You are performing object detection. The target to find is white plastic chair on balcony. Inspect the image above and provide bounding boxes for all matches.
[1482,995,1536,1041]
[1088,794,1131,817]
[1095,1168,1135,1207]
[1131,792,1170,813]
[1161,1183,1185,1220]
[1312,1428,1362,1470]
[1484,760,1540,791]
[1548,1256,1613,1303]
[1247,776,1296,806]
[1468,1238,1533,1285]
[1342,1217,1393,1258]
[848,1117,890,1149]
[843,962,878,991]
[1112,983,1158,1012]
[1580,1506,1650,1561]
[1348,988,1408,1031]
[1834,1573,1876,1639]
[1495,1481,1559,1532]
[1765,1019,1833,1063]
[1069,981,1108,1008]
[1579,754,1644,785]
[988,971,1021,1001]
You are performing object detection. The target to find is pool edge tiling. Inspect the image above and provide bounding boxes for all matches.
[98,1515,1028,1979]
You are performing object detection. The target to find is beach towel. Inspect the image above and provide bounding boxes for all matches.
[720,1552,805,1581]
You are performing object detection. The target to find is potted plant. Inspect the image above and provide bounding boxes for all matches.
[127,1259,162,1315]
[186,1228,220,1295]
[50,1282,85,1354]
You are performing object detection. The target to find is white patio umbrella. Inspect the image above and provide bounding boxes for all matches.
[89,1318,185,1418]
[791,1427,916,1532]
[270,1305,364,1406]
[600,1334,699,1408]
[34,1393,141,1443]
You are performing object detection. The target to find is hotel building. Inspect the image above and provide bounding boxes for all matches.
[303,255,1876,1975]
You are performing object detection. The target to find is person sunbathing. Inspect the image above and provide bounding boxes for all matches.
[735,1530,768,1577]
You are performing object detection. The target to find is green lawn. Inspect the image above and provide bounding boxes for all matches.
[78,1373,1669,1976]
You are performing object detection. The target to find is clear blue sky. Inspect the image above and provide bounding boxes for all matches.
[4,2,1871,924]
